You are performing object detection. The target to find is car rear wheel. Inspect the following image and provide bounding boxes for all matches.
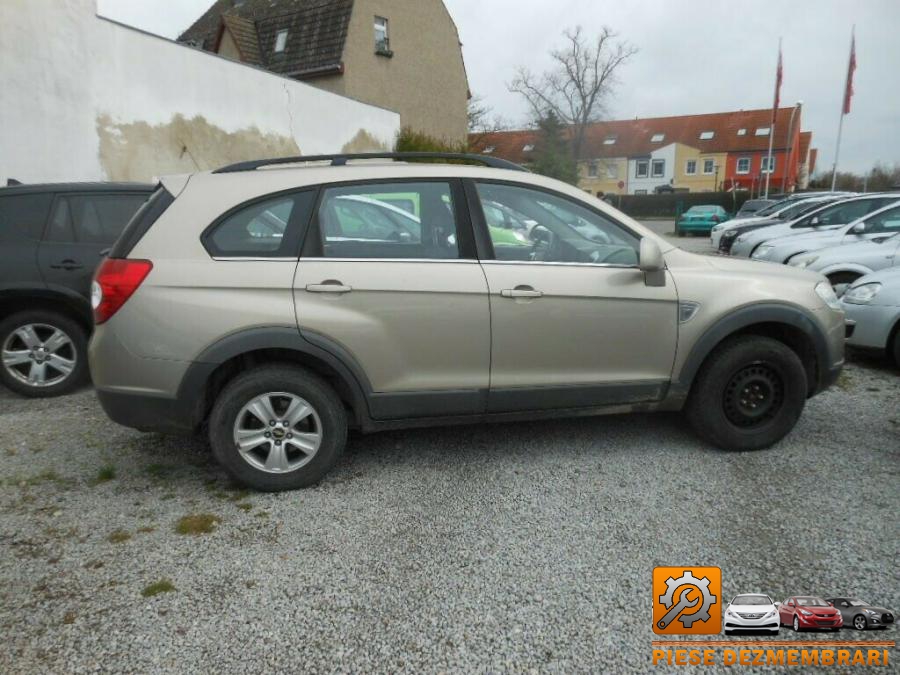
[793,616,801,632]
[0,310,88,398]
[826,272,860,298]
[208,365,347,492]
[686,336,807,451]
[853,614,867,631]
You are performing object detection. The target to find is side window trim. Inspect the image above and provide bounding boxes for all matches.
[300,177,477,261]
[466,178,643,268]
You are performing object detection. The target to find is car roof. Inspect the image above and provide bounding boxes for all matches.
[0,182,155,196]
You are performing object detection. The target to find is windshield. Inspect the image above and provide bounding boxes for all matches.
[849,600,870,607]
[755,199,793,216]
[796,597,830,607]
[733,595,771,606]
[778,200,829,220]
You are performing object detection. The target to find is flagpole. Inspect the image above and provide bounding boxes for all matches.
[764,38,781,199]
[831,26,855,191]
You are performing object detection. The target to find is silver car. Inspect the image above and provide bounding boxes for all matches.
[749,200,900,265]
[711,196,837,249]
[789,233,900,295]
[841,266,900,365]
[729,194,899,258]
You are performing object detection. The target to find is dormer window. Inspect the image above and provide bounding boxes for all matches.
[522,144,534,152]
[755,127,770,136]
[483,146,495,154]
[374,16,391,55]
[650,133,665,142]
[699,131,714,140]
[603,134,617,145]
[737,128,747,136]
[274,29,288,53]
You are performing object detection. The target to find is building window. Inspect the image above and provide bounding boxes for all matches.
[634,189,648,195]
[651,159,665,177]
[522,144,534,153]
[699,131,714,140]
[651,133,665,142]
[755,127,770,136]
[685,159,697,175]
[482,146,495,154]
[635,160,649,178]
[274,29,288,53]
[737,128,747,136]
[588,162,598,177]
[736,157,751,174]
[603,134,617,145]
[761,156,776,173]
[702,159,715,175]
[606,163,618,179]
[374,16,391,54]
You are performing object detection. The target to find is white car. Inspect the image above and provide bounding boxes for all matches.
[724,594,780,634]
[710,196,837,249]
[789,233,900,295]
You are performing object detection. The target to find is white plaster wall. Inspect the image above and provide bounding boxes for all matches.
[0,0,401,183]
[626,143,677,194]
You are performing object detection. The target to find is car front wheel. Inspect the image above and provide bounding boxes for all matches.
[208,365,347,491]
[0,310,88,397]
[686,336,807,451]
[793,616,801,632]
[853,614,867,631]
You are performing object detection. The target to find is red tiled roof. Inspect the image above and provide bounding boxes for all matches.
[470,107,807,162]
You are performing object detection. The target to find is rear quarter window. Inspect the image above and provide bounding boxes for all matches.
[0,193,53,241]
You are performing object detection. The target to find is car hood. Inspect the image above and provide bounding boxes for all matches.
[800,607,841,616]
[807,239,886,265]
[848,266,900,287]
[730,604,777,613]
[704,254,823,284]
[762,228,846,246]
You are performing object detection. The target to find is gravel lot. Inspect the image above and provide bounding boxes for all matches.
[1,351,897,673]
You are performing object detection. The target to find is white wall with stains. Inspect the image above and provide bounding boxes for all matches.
[0,0,401,184]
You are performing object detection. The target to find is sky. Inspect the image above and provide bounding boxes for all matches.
[96,0,900,174]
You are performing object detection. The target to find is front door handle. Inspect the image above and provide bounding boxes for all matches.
[306,281,352,294]
[50,259,83,271]
[500,285,543,299]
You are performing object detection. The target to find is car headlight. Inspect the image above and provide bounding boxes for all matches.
[789,255,818,268]
[843,282,882,305]
[764,610,777,619]
[751,245,774,260]
[800,609,813,616]
[735,234,746,242]
[712,225,723,233]
[864,609,879,616]
[815,281,842,311]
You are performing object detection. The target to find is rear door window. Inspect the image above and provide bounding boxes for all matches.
[45,193,149,245]
[0,193,53,241]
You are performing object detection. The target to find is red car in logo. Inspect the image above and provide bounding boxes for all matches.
[778,596,843,631]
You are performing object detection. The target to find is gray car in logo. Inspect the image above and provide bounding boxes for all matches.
[826,597,896,631]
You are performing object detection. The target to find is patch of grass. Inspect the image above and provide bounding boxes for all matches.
[107,529,132,544]
[175,513,221,535]
[136,526,156,534]
[145,463,175,480]
[93,465,117,484]
[141,579,176,597]
[254,510,270,519]
[63,611,76,625]
[835,371,854,391]
[235,502,253,512]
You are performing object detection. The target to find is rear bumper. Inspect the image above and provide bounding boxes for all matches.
[95,388,196,434]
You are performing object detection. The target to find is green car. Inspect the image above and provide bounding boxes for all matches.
[676,205,729,236]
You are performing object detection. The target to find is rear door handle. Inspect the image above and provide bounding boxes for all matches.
[306,281,352,294]
[50,259,83,271]
[500,285,542,298]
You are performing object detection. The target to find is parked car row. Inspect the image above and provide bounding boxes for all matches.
[711,191,900,368]
[724,594,894,634]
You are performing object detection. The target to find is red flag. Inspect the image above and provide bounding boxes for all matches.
[772,42,783,124]
[843,33,856,115]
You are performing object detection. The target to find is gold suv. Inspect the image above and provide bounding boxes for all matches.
[88,153,846,491]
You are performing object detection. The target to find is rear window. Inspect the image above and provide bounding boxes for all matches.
[0,193,53,241]
[109,186,174,258]
[46,193,148,245]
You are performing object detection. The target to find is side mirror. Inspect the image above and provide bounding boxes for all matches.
[774,602,781,608]
[639,238,665,287]
[851,222,867,234]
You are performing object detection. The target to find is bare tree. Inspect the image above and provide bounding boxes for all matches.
[467,94,511,147]
[509,26,637,159]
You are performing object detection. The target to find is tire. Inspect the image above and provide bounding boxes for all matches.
[890,324,900,369]
[826,271,860,298]
[793,616,801,632]
[208,365,347,492]
[0,310,88,398]
[685,336,807,451]
[853,614,867,631]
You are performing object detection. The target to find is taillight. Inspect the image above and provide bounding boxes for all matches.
[91,259,153,324]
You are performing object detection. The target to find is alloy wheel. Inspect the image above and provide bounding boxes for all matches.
[854,615,867,631]
[232,392,323,474]
[793,616,800,632]
[1,323,76,388]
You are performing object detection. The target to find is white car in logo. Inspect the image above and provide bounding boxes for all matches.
[724,594,780,634]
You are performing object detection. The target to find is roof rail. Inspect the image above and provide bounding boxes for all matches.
[212,152,528,174]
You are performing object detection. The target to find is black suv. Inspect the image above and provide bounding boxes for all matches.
[0,182,153,397]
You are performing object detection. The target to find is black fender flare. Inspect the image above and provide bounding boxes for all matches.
[673,302,832,397]
[176,327,373,428]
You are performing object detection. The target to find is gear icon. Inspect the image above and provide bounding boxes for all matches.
[658,570,717,628]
